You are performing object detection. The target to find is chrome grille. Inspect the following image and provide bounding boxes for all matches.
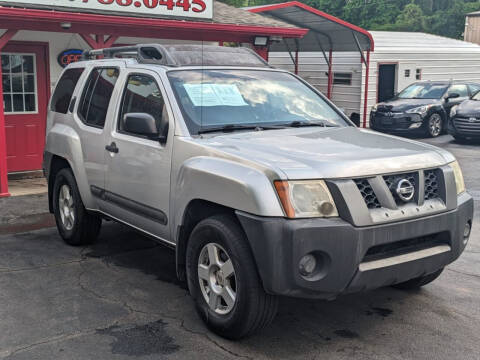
[384,172,417,205]
[454,117,480,133]
[424,170,440,200]
[354,179,381,209]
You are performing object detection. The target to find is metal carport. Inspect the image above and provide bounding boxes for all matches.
[247,1,374,127]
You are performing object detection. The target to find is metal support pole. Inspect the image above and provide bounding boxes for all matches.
[362,50,371,128]
[283,38,296,72]
[294,49,299,75]
[0,30,17,197]
[327,50,333,99]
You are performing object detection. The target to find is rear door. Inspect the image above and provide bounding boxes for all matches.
[103,69,174,242]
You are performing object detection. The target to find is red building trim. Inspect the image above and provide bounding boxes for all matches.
[0,7,308,43]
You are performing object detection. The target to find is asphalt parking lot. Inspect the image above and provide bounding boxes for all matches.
[0,135,479,360]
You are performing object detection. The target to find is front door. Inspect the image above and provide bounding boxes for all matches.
[1,43,49,172]
[103,70,173,242]
[378,64,397,102]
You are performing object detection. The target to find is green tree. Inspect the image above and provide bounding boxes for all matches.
[394,2,426,32]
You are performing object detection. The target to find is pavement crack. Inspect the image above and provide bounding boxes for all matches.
[446,268,480,280]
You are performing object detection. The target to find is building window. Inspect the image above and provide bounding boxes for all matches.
[416,69,422,80]
[405,69,411,78]
[333,72,352,85]
[1,53,37,114]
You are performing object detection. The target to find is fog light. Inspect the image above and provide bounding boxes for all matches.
[299,254,317,276]
[409,122,422,129]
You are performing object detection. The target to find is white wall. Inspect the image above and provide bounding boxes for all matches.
[360,49,480,126]
[269,51,363,117]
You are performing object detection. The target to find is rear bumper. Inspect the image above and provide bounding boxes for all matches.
[236,192,473,299]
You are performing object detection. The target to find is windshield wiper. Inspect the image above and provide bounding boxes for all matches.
[283,120,338,128]
[197,124,278,135]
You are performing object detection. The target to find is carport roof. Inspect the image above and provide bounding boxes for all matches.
[247,1,374,52]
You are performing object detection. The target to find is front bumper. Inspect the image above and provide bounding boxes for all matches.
[370,112,424,133]
[236,192,473,299]
[448,117,480,138]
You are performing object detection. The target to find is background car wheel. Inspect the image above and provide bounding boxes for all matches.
[53,168,102,246]
[186,214,278,340]
[392,268,444,290]
[426,113,443,137]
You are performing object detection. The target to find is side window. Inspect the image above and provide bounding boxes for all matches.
[119,74,166,136]
[50,68,84,114]
[468,84,480,96]
[448,84,468,98]
[78,67,119,128]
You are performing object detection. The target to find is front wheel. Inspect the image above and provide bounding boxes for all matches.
[186,214,278,339]
[53,168,102,246]
[425,113,443,137]
[392,268,444,290]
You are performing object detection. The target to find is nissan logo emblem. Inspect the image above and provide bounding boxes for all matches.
[396,179,415,202]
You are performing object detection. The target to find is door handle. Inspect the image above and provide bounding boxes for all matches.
[105,142,119,154]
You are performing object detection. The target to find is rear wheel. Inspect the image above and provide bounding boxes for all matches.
[392,268,444,290]
[53,168,101,246]
[186,214,278,339]
[426,113,443,137]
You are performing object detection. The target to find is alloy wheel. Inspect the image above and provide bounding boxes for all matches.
[198,242,237,315]
[429,114,442,137]
[59,184,75,231]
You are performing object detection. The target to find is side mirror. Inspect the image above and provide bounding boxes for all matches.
[447,93,460,100]
[123,113,166,142]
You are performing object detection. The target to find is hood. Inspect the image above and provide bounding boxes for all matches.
[377,98,441,112]
[455,99,480,117]
[197,127,454,180]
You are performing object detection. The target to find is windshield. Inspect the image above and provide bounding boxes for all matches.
[167,69,349,134]
[397,83,448,99]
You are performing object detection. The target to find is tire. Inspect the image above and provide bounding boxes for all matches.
[186,214,278,339]
[425,113,443,137]
[392,268,444,290]
[52,168,102,246]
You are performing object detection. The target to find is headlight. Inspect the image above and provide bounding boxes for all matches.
[450,105,458,118]
[406,105,432,116]
[274,180,338,218]
[371,104,378,112]
[449,161,466,195]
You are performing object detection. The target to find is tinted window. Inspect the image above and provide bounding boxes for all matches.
[50,68,84,114]
[119,74,165,135]
[79,68,119,128]
[448,84,468,98]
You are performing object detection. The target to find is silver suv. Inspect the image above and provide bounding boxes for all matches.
[44,44,473,339]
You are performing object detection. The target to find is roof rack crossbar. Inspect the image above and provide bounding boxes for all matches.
[82,44,178,66]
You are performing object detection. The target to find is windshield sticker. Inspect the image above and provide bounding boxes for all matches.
[184,84,247,107]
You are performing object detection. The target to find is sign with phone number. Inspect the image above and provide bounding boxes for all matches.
[0,0,213,19]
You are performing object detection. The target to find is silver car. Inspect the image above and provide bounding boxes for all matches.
[43,44,473,339]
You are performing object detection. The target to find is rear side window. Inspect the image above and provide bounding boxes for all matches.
[50,68,84,114]
[119,74,165,135]
[78,68,119,128]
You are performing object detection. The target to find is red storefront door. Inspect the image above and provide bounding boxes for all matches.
[1,42,49,173]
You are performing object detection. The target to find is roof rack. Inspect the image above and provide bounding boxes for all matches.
[82,44,271,68]
[82,44,179,66]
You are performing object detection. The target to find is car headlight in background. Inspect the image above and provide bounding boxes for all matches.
[450,105,458,118]
[371,104,378,112]
[274,180,338,218]
[406,105,433,116]
[449,161,466,195]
